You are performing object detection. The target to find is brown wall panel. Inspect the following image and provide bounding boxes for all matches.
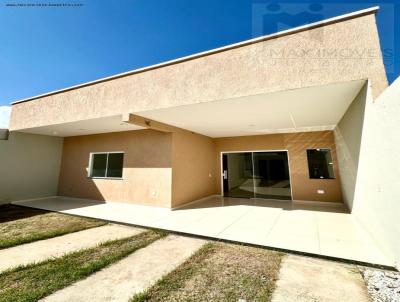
[58,130,173,207]
[214,131,342,203]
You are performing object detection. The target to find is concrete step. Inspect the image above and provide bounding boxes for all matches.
[272,254,370,302]
[41,234,206,302]
[0,224,143,273]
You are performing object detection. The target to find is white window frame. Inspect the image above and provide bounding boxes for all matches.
[88,151,124,179]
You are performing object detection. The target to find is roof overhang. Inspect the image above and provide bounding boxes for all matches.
[15,80,366,138]
[15,115,144,137]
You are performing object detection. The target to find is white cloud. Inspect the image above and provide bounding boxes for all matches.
[0,106,11,129]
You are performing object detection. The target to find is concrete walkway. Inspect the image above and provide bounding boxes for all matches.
[0,224,143,272]
[41,235,206,302]
[272,255,371,302]
[13,196,393,267]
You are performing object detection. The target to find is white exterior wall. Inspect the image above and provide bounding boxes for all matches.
[0,132,63,204]
[353,78,400,269]
[334,84,367,210]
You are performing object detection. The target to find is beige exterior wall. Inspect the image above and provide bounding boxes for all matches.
[58,130,173,207]
[352,78,400,269]
[58,129,342,207]
[214,131,342,203]
[10,13,387,131]
[58,128,216,208]
[334,84,367,210]
[0,132,63,204]
[171,131,216,208]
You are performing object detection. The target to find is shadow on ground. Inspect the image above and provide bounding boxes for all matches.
[0,205,47,223]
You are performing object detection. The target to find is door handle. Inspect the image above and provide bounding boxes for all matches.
[223,170,228,179]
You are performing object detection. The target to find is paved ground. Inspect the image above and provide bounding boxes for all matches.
[0,224,143,272]
[272,255,371,302]
[13,196,392,267]
[0,205,380,302]
[41,235,206,302]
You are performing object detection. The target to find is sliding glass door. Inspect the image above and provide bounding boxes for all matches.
[222,151,291,200]
[252,152,291,199]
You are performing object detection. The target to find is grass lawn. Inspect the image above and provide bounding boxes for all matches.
[131,242,283,302]
[0,230,166,302]
[0,204,106,249]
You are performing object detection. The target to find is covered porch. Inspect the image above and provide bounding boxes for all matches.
[13,79,369,210]
[13,195,392,268]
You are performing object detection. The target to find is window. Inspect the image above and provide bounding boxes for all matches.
[306,149,335,179]
[89,152,124,178]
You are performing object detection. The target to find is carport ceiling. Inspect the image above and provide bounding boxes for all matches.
[139,80,366,138]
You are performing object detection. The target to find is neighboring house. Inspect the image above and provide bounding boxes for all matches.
[3,7,400,267]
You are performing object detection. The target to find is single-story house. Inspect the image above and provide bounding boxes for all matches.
[2,7,399,268]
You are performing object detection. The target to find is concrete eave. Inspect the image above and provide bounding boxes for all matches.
[11,6,379,105]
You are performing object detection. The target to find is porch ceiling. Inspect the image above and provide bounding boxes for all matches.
[15,80,365,138]
[17,115,144,137]
[138,80,366,138]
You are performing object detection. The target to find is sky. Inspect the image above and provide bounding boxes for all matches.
[0,0,398,128]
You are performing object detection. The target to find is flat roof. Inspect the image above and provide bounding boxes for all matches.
[12,6,379,105]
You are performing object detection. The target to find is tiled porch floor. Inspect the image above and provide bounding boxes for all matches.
[13,196,392,267]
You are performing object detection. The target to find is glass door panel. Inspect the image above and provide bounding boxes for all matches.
[252,152,291,200]
[222,153,255,198]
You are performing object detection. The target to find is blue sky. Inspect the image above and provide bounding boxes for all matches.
[0,0,398,127]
